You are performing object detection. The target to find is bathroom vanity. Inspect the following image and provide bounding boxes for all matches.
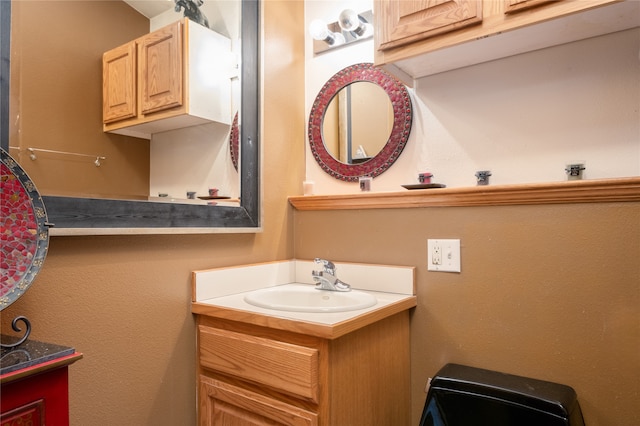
[192,260,416,425]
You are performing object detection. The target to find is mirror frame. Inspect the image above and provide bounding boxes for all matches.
[0,1,260,234]
[308,62,412,182]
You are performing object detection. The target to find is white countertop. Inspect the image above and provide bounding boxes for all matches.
[196,283,413,325]
[191,260,417,337]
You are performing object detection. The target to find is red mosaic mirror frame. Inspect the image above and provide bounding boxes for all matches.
[308,63,412,182]
[230,111,239,171]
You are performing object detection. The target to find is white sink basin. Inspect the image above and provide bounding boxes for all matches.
[243,284,377,313]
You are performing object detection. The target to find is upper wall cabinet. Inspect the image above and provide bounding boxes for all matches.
[376,0,483,52]
[103,18,231,139]
[374,0,640,82]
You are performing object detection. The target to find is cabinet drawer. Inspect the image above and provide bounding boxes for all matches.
[199,376,318,426]
[199,326,319,401]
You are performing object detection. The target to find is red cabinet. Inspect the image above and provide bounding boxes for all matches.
[1,341,82,426]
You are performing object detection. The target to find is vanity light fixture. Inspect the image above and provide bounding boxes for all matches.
[310,10,373,55]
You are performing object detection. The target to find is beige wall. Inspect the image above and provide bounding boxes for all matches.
[293,202,640,425]
[1,1,306,425]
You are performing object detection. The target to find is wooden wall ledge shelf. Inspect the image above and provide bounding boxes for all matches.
[288,177,640,211]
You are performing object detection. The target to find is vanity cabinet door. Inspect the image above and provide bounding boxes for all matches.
[138,20,183,115]
[376,0,483,51]
[102,42,136,123]
[199,376,318,426]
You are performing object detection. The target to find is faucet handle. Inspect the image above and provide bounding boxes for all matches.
[314,258,336,274]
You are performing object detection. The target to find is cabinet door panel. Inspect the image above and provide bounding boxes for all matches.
[377,0,483,51]
[0,400,44,425]
[139,20,183,115]
[102,43,136,123]
[200,376,317,426]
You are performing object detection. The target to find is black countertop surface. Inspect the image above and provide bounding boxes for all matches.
[1,336,76,376]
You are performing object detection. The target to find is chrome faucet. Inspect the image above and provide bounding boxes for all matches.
[312,258,351,292]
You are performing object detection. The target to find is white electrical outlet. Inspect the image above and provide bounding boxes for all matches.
[428,239,461,272]
[432,244,442,265]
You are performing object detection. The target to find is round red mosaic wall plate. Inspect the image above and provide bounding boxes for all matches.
[1,149,49,310]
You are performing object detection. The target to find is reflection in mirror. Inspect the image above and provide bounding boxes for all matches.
[308,63,412,182]
[230,112,239,171]
[10,1,238,202]
[322,82,393,164]
[0,0,260,232]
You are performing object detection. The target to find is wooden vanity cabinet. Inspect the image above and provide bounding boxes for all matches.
[103,18,231,138]
[374,0,625,80]
[196,312,411,426]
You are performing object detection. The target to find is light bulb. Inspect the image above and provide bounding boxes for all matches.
[309,19,330,41]
[331,32,346,46]
[338,9,373,38]
[309,19,345,46]
[338,9,359,31]
[359,22,373,38]
[338,9,367,36]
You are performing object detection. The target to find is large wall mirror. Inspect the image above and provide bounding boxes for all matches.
[0,0,259,234]
[308,63,411,182]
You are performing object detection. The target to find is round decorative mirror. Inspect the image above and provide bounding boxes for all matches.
[308,63,412,182]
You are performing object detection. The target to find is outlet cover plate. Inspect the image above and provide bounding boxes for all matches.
[428,239,461,272]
